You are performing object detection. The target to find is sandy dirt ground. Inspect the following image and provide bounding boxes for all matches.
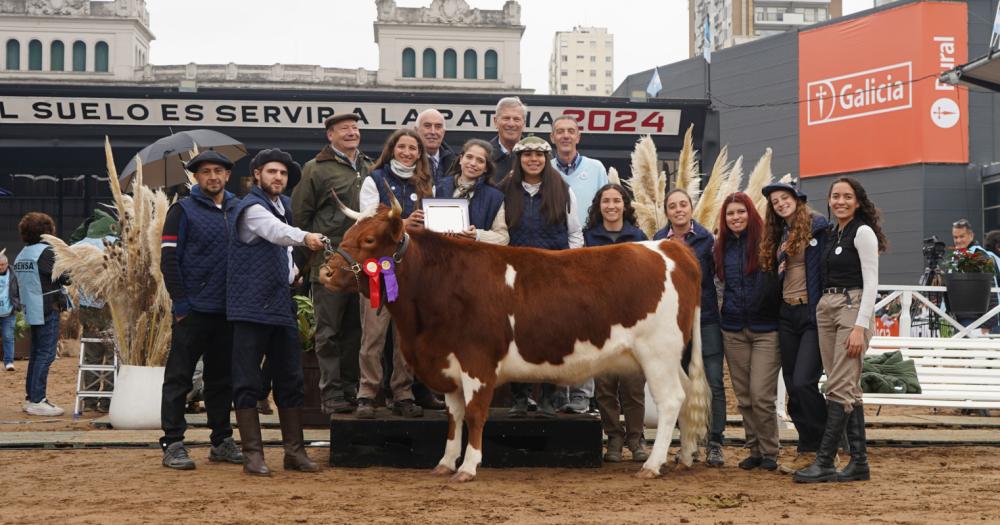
[3,353,1000,523]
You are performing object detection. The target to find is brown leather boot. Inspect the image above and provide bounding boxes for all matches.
[235,408,271,476]
[278,407,320,473]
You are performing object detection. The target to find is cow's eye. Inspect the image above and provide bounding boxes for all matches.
[363,237,376,245]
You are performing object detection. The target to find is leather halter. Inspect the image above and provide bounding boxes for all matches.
[324,233,410,278]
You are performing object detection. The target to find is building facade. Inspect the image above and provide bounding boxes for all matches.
[0,0,152,80]
[548,26,614,96]
[689,0,842,57]
[374,0,526,92]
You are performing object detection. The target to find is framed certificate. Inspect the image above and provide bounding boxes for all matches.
[423,198,470,233]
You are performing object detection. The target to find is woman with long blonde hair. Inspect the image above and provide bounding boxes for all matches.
[758,181,829,474]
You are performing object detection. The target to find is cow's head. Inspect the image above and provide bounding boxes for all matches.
[320,184,406,297]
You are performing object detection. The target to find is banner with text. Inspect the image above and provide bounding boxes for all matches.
[798,1,968,177]
[0,97,681,136]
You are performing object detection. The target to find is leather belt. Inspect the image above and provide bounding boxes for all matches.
[783,297,808,306]
[823,287,860,295]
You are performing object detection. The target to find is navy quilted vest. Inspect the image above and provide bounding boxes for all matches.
[226,186,296,327]
[370,167,418,219]
[434,177,505,230]
[176,186,238,314]
[508,188,569,250]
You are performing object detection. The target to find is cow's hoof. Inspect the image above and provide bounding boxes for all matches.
[431,465,455,476]
[449,471,476,483]
[635,468,660,479]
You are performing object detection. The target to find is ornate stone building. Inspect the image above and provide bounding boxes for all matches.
[374,0,526,91]
[1,0,527,92]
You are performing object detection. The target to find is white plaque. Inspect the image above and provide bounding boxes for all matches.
[423,198,470,233]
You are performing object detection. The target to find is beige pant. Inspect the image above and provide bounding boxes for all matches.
[816,290,872,409]
[723,328,782,458]
[358,302,414,402]
[594,372,645,446]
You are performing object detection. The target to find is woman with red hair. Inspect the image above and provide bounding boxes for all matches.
[715,192,781,471]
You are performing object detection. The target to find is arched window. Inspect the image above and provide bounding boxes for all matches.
[72,40,86,71]
[485,50,498,80]
[28,39,42,70]
[50,40,64,71]
[95,41,109,72]
[443,49,457,79]
[401,47,415,78]
[5,39,19,70]
[463,49,477,79]
[422,48,436,78]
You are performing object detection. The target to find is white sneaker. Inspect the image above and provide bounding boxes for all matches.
[4,363,14,371]
[25,399,65,417]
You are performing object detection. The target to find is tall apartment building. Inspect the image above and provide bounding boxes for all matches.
[689,0,842,57]
[549,26,614,96]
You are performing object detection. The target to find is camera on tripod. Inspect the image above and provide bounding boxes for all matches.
[922,235,946,268]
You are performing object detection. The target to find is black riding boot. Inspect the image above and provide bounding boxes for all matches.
[838,405,870,482]
[794,401,848,483]
[236,408,271,476]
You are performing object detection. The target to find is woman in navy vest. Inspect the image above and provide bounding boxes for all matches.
[435,139,508,245]
[758,181,830,474]
[13,212,69,417]
[795,177,885,484]
[355,129,434,419]
[583,183,648,462]
[501,135,584,419]
[715,192,781,472]
[653,189,727,467]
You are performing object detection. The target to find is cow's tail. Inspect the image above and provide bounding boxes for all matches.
[679,307,710,453]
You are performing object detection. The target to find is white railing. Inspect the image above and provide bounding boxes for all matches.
[874,285,1000,339]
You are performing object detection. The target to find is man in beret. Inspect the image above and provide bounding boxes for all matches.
[228,148,325,475]
[159,150,244,470]
[292,114,368,417]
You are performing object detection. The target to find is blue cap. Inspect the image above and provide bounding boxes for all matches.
[762,181,807,201]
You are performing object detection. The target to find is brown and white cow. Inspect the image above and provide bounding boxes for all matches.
[321,192,710,482]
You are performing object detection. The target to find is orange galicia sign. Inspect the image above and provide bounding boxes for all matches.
[798,1,968,178]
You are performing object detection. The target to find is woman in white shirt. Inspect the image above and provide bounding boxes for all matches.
[794,177,887,484]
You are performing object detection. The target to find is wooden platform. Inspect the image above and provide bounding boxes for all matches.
[329,408,604,468]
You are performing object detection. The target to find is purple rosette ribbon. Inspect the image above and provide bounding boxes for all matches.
[378,256,399,303]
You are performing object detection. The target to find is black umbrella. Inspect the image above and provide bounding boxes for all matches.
[119,129,248,189]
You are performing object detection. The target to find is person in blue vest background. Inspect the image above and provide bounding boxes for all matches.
[0,249,21,372]
[229,148,326,476]
[435,138,509,245]
[72,214,119,414]
[583,183,648,463]
[355,128,435,419]
[158,150,244,470]
[551,114,610,415]
[13,212,69,416]
[501,135,584,419]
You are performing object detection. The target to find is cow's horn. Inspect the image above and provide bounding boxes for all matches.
[330,189,362,221]
[382,179,403,219]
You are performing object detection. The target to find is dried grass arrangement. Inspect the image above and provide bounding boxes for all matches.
[624,135,669,238]
[43,138,172,366]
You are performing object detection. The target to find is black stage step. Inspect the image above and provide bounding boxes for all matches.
[329,408,603,468]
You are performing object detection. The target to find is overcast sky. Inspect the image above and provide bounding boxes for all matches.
[146,0,876,95]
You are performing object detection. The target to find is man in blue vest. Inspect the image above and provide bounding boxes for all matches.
[14,212,69,416]
[0,249,20,372]
[158,151,244,470]
[229,148,325,476]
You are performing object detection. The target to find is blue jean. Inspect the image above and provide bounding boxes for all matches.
[701,322,727,444]
[25,311,59,403]
[1,314,14,365]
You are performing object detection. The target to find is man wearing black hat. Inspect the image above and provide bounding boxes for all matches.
[159,150,244,470]
[291,113,368,417]
[229,148,325,475]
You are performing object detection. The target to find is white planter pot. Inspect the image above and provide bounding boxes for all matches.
[109,365,165,430]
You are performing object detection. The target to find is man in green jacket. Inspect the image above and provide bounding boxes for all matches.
[291,113,368,416]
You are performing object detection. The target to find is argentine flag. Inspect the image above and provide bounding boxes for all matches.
[703,17,712,63]
[646,68,662,98]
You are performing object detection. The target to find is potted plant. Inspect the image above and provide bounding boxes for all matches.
[44,140,172,429]
[943,248,997,320]
[295,294,326,427]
